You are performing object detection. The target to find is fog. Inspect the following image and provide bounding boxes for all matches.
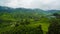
[0,0,60,10]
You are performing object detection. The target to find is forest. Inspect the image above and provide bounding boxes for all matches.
[0,6,60,34]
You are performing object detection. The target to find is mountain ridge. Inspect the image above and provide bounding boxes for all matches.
[0,6,60,15]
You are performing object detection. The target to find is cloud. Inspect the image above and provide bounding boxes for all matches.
[0,0,60,10]
[31,0,60,10]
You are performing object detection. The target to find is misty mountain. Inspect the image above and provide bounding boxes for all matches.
[47,10,60,14]
[0,6,14,13]
[0,6,60,15]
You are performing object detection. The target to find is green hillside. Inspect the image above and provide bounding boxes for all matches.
[0,6,60,34]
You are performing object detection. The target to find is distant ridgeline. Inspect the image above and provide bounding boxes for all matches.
[0,6,60,14]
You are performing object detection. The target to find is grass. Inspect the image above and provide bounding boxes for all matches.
[28,21,50,34]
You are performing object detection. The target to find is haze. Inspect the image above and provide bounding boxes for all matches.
[0,0,60,10]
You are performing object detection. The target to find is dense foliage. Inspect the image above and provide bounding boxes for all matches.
[0,6,60,34]
[47,13,60,34]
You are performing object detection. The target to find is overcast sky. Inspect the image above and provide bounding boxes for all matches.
[0,0,60,10]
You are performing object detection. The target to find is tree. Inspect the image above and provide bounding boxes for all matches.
[47,13,60,34]
[36,25,43,34]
